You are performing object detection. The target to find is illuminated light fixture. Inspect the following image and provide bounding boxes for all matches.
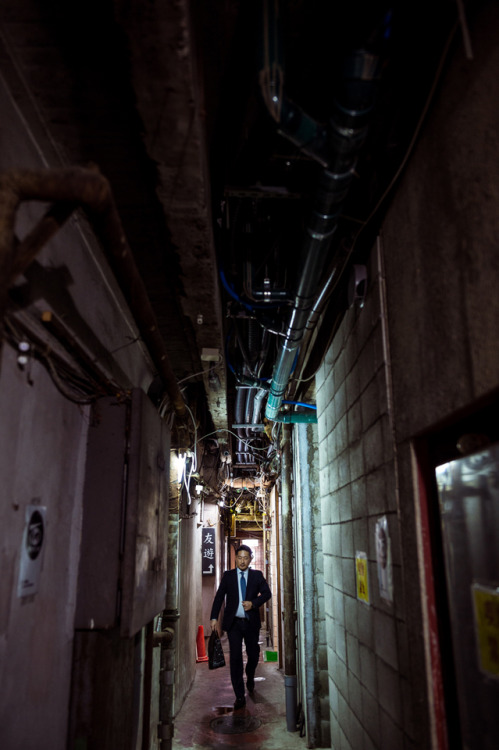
[17,340,30,367]
[195,484,203,495]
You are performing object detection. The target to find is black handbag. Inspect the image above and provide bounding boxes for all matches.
[208,630,226,669]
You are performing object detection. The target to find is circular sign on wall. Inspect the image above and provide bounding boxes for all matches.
[17,505,47,598]
[27,510,44,560]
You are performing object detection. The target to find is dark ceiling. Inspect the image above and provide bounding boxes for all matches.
[1,0,461,500]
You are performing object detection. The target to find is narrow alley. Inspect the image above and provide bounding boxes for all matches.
[172,636,307,750]
[1,2,499,750]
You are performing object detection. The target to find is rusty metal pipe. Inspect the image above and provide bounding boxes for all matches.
[11,201,77,280]
[0,166,186,418]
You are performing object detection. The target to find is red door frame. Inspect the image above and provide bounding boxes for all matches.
[415,451,449,750]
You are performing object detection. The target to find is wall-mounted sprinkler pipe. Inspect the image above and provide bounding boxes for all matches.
[260,0,381,421]
[0,166,187,419]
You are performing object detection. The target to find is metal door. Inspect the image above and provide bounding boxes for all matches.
[435,443,499,749]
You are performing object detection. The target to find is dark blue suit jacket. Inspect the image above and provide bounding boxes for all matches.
[210,568,271,633]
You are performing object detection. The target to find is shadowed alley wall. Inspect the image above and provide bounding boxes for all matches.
[315,5,499,748]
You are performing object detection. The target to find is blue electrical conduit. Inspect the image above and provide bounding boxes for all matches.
[220,268,253,311]
[283,400,317,410]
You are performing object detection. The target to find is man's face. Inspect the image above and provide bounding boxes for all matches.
[236,550,251,571]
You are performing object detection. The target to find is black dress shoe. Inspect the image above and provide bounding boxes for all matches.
[246,677,255,693]
[233,697,246,710]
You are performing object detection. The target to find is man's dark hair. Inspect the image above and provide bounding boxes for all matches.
[235,544,253,558]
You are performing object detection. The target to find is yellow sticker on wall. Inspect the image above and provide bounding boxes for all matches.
[472,584,499,677]
[356,551,370,605]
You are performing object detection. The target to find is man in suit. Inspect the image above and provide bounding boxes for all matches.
[210,544,272,709]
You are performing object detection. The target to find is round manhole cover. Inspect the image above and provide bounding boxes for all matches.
[210,715,262,735]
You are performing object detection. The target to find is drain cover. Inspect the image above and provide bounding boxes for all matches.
[210,715,262,735]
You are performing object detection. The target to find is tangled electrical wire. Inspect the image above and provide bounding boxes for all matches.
[3,315,121,405]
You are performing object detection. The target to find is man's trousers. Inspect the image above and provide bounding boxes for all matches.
[227,618,260,699]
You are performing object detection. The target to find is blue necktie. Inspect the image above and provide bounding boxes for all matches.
[240,572,249,618]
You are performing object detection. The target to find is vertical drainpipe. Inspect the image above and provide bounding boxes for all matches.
[296,422,317,744]
[274,488,283,664]
[281,424,298,731]
[158,469,180,748]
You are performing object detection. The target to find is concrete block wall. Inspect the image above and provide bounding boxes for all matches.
[293,422,330,747]
[313,437,330,747]
[316,248,413,750]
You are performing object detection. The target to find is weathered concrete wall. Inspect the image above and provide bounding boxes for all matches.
[175,504,203,714]
[316,4,499,749]
[0,347,90,749]
[382,2,499,435]
[0,35,159,750]
[316,247,409,749]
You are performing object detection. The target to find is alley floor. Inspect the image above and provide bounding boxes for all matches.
[172,636,308,750]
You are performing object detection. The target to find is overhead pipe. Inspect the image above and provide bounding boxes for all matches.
[234,320,271,462]
[0,166,187,419]
[264,167,354,421]
[223,476,270,488]
[260,0,382,421]
[251,387,267,424]
[288,265,338,398]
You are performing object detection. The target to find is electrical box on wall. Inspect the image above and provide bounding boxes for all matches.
[74,389,170,635]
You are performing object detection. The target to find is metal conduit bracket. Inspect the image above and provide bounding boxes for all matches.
[161,669,175,686]
[157,722,174,740]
